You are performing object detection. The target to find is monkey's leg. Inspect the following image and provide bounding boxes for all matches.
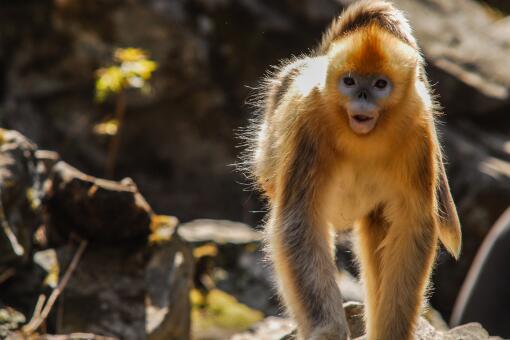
[356,208,389,338]
[373,214,438,340]
[268,211,349,340]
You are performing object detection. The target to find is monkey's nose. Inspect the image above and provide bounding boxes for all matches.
[358,91,368,100]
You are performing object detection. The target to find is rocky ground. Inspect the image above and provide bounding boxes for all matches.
[235,302,503,340]
[1,0,510,339]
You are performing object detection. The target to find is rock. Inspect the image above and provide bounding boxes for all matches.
[448,323,503,340]
[230,317,295,340]
[33,249,58,278]
[0,307,26,339]
[56,221,193,340]
[431,123,510,317]
[44,161,153,244]
[0,257,53,321]
[146,229,193,340]
[179,219,262,245]
[0,129,42,268]
[38,334,116,340]
[8,332,117,340]
[178,219,278,315]
[344,302,365,339]
[180,219,364,317]
[35,150,61,184]
[388,0,510,118]
[0,129,46,322]
[218,247,278,316]
[336,271,364,304]
[232,302,501,340]
[191,288,264,340]
[0,129,193,339]
[55,242,147,340]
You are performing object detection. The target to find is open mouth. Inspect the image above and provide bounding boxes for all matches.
[352,114,374,123]
[348,112,378,135]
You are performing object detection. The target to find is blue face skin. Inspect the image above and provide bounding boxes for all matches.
[337,73,392,135]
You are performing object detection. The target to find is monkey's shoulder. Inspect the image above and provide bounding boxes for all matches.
[266,56,329,114]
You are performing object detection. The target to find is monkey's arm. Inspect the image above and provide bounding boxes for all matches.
[267,126,349,340]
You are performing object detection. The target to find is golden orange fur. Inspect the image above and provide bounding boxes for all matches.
[244,1,461,339]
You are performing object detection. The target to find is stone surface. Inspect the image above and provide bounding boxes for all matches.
[344,302,365,339]
[0,129,193,339]
[179,219,363,318]
[44,161,153,244]
[0,307,26,339]
[179,219,262,245]
[390,0,510,118]
[230,317,295,340]
[179,219,277,316]
[55,242,147,340]
[146,231,193,340]
[55,219,193,340]
[7,333,117,340]
[431,123,510,317]
[232,302,501,340]
[0,129,42,268]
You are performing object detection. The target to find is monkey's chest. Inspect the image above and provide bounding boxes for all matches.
[322,166,387,230]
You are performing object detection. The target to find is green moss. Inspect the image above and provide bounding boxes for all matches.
[191,288,263,337]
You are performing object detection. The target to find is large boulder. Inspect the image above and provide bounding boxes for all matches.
[44,161,153,244]
[390,0,510,119]
[431,123,510,317]
[55,224,193,340]
[0,129,194,340]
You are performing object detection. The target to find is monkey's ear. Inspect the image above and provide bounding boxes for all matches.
[436,158,462,259]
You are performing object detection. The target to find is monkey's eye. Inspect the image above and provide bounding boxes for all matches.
[374,79,388,89]
[343,76,356,86]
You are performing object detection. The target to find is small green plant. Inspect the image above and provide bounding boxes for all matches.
[95,48,157,178]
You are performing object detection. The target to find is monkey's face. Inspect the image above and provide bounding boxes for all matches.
[326,25,418,136]
[337,73,391,134]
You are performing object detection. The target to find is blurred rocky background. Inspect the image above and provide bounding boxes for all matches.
[1,0,510,339]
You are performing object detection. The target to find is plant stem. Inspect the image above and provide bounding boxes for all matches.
[105,90,126,178]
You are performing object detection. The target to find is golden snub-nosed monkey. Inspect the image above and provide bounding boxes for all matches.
[241,1,462,339]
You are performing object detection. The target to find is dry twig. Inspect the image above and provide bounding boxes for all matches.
[22,240,88,335]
